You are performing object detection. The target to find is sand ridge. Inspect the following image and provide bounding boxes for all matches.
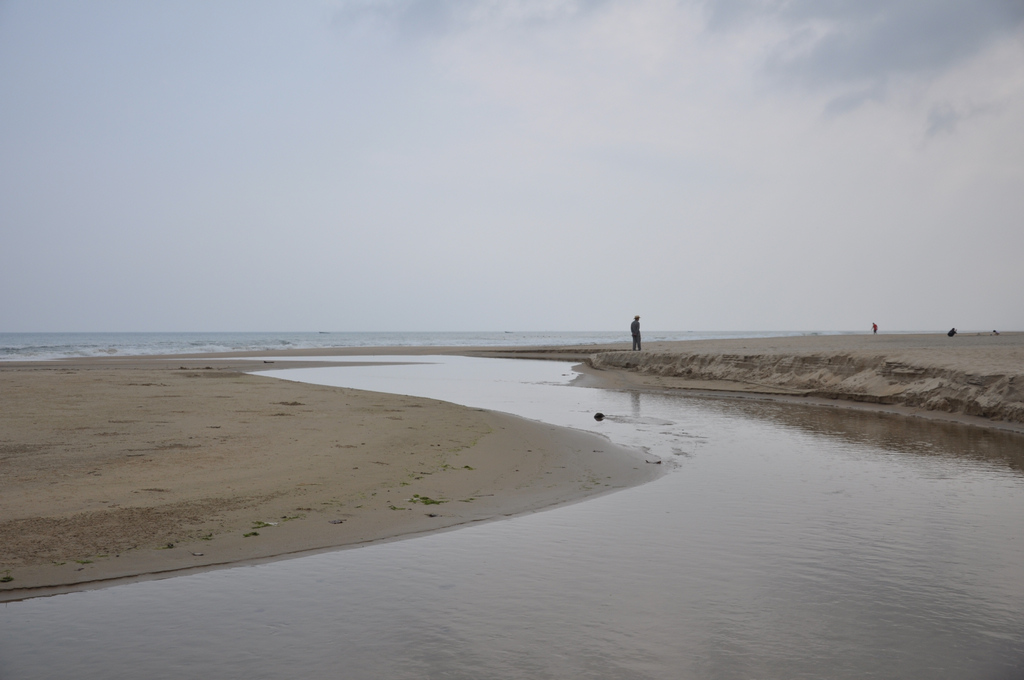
[584,332,1024,426]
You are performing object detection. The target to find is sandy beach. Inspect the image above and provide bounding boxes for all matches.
[2,331,1022,599]
[0,351,657,599]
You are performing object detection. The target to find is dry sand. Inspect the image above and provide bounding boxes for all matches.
[0,353,657,600]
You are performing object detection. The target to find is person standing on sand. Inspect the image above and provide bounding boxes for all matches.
[872,323,878,334]
[631,315,641,351]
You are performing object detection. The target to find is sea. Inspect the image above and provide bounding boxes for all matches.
[0,330,866,361]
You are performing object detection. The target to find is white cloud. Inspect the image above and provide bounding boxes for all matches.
[0,0,1021,331]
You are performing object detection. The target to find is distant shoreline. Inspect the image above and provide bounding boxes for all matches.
[3,329,981,363]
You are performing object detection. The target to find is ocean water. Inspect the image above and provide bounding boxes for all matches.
[0,330,862,361]
[2,355,1022,679]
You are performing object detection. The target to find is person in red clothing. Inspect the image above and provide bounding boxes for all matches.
[872,323,878,334]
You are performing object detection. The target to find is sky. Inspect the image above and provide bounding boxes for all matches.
[1,0,1022,333]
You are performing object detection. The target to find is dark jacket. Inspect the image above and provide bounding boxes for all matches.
[631,320,640,336]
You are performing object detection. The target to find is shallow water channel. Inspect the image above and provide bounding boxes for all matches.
[3,356,1023,679]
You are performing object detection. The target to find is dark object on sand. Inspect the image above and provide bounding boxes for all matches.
[948,328,957,337]
[594,412,605,421]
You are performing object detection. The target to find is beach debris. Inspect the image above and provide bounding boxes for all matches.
[427,513,439,518]
[165,543,174,549]
[594,412,605,421]
[328,519,345,524]
[243,531,259,537]
[263,360,275,364]
[409,494,447,505]
[645,460,662,464]
[191,552,204,556]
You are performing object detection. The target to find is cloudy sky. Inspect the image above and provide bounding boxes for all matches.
[2,0,1022,333]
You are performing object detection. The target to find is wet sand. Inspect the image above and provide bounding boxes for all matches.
[0,352,657,599]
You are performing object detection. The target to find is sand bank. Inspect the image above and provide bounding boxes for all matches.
[0,353,657,599]
[580,333,1024,428]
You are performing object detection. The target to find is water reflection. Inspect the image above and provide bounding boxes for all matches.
[2,356,1022,680]
[683,394,1024,471]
